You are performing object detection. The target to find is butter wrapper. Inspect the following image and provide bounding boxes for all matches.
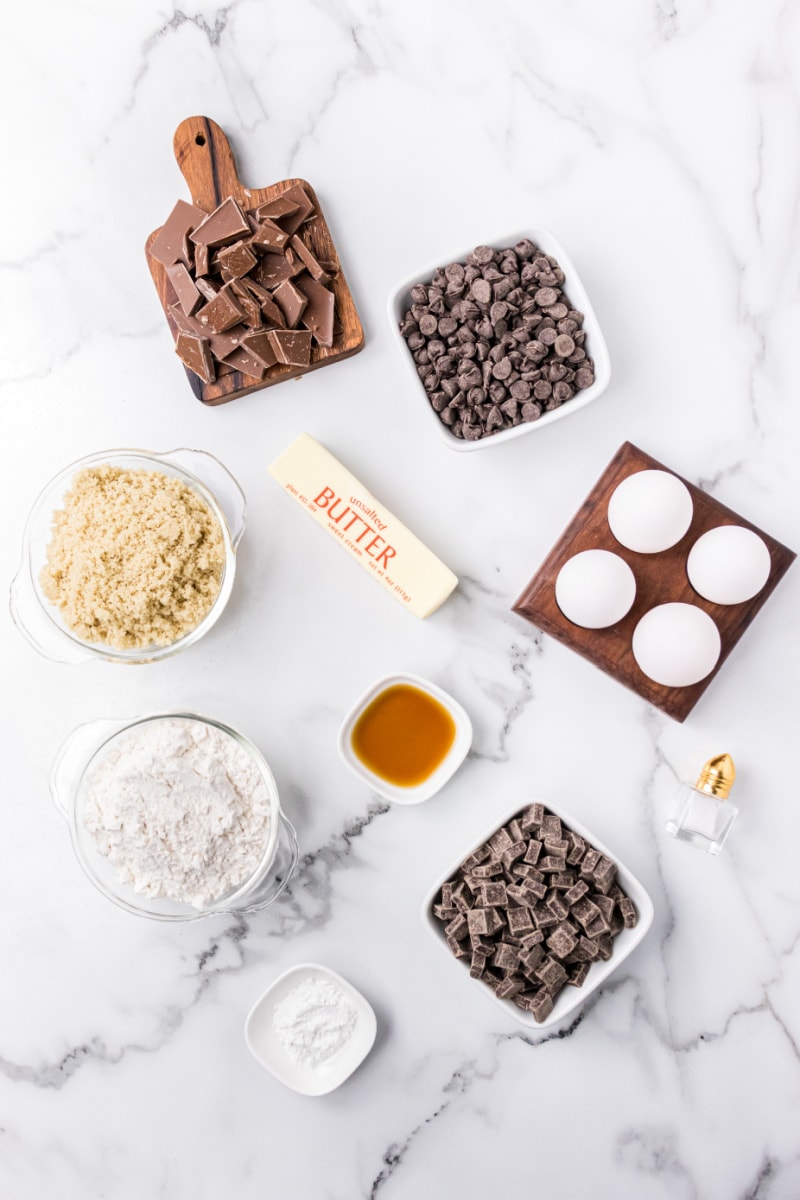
[268,433,458,618]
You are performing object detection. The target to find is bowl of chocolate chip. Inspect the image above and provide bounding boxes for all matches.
[423,800,653,1028]
[390,230,610,451]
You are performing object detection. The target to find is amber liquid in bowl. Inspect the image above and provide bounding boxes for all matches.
[351,684,456,787]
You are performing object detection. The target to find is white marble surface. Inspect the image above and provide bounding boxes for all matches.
[2,1,800,1196]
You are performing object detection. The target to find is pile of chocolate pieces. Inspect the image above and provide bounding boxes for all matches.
[148,186,337,383]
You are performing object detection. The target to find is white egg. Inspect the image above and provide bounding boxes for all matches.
[687,525,771,605]
[632,603,721,687]
[608,470,694,553]
[555,550,636,629]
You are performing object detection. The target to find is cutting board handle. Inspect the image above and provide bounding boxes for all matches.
[173,116,247,212]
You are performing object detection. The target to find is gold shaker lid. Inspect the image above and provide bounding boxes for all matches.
[695,753,736,799]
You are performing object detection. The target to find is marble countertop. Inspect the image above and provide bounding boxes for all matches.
[2,1,800,1197]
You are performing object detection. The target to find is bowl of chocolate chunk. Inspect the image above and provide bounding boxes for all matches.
[10,448,245,664]
[390,230,610,450]
[423,801,653,1028]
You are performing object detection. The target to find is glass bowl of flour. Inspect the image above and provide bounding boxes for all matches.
[50,713,298,920]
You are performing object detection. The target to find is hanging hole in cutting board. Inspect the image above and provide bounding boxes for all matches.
[195,134,205,146]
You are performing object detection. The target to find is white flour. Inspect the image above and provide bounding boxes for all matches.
[272,977,357,1066]
[83,717,271,908]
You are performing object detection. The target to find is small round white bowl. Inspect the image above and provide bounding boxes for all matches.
[422,798,654,1030]
[245,963,377,1095]
[388,227,611,453]
[337,672,472,805]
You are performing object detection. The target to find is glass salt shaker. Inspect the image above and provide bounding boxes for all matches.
[665,753,738,855]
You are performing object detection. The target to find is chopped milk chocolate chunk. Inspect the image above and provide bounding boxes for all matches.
[272,183,315,236]
[229,282,263,329]
[222,344,268,380]
[175,332,215,384]
[194,242,210,277]
[149,199,207,267]
[166,263,202,316]
[309,293,349,343]
[267,329,312,367]
[273,279,308,328]
[195,277,219,302]
[190,197,250,247]
[249,218,289,251]
[256,195,301,222]
[239,330,277,368]
[195,285,244,334]
[289,234,331,284]
[215,240,258,279]
[256,252,299,290]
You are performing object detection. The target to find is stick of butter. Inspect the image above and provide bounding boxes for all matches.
[269,433,458,618]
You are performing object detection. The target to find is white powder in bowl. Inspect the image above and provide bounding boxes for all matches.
[83,717,271,908]
[273,977,357,1067]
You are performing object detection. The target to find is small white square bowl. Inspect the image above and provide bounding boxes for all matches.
[337,672,472,805]
[422,799,653,1029]
[388,228,611,452]
[244,962,377,1095]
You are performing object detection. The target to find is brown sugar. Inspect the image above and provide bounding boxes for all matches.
[40,465,225,649]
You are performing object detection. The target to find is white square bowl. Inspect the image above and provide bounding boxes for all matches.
[244,962,377,1095]
[421,799,654,1029]
[388,228,611,452]
[337,672,472,805]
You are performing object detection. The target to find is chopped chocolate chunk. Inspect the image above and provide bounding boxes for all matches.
[215,240,258,279]
[529,989,555,1023]
[492,942,519,972]
[547,922,578,960]
[256,251,298,290]
[272,184,316,237]
[149,199,207,267]
[255,196,301,223]
[175,332,214,384]
[166,263,202,316]
[196,285,245,334]
[489,828,514,856]
[445,914,469,941]
[194,242,210,277]
[619,897,638,928]
[221,345,267,380]
[507,907,535,936]
[289,234,331,284]
[249,218,290,252]
[298,276,335,347]
[496,977,525,999]
[480,881,508,908]
[267,329,313,367]
[239,330,277,368]
[466,908,492,937]
[190,197,250,248]
[273,279,308,328]
[567,962,591,987]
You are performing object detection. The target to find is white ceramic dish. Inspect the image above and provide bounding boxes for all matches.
[422,799,654,1029]
[244,963,377,1095]
[337,672,472,805]
[388,228,611,452]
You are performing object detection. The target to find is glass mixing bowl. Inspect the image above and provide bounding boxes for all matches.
[50,713,298,921]
[10,448,246,664]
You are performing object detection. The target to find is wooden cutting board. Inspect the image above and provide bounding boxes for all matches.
[145,115,364,406]
[513,442,795,722]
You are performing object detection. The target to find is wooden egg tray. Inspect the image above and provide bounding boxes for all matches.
[145,116,364,406]
[512,442,795,722]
